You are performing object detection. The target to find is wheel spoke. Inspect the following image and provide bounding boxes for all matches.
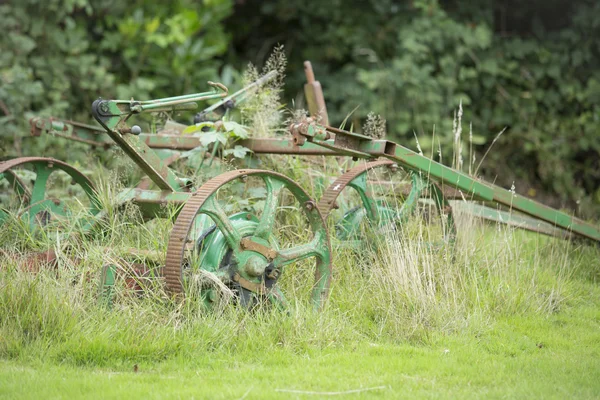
[253,175,284,240]
[348,172,379,221]
[0,157,99,232]
[30,163,52,205]
[165,169,332,310]
[397,172,428,220]
[273,231,328,268]
[1,171,31,203]
[201,195,242,251]
[267,285,289,310]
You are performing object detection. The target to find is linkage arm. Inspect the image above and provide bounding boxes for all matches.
[91,83,228,192]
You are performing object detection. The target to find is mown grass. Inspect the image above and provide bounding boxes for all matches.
[0,298,599,399]
[1,154,599,398]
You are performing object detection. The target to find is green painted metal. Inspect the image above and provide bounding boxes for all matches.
[34,112,585,244]
[16,65,597,315]
[347,172,379,222]
[200,70,278,117]
[91,83,232,192]
[334,170,455,245]
[30,117,112,147]
[114,188,191,219]
[181,212,270,307]
[0,158,101,229]
[450,201,572,239]
[28,109,598,244]
[92,99,197,192]
[99,263,117,309]
[31,118,337,154]
[176,171,331,309]
[291,121,600,243]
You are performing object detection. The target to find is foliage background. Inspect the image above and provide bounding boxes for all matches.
[1,0,599,217]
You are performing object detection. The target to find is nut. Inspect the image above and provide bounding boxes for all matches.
[304,201,315,211]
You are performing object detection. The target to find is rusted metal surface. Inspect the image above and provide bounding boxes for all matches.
[240,138,336,155]
[0,157,100,228]
[165,170,254,293]
[290,119,600,243]
[19,249,59,273]
[92,97,199,192]
[164,169,332,311]
[232,272,267,295]
[240,237,277,260]
[303,61,329,126]
[318,160,395,220]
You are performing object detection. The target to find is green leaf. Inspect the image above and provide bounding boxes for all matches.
[223,121,249,139]
[145,18,160,34]
[223,145,251,159]
[200,131,227,147]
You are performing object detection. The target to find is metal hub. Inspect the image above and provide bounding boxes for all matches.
[165,169,332,311]
[243,254,268,277]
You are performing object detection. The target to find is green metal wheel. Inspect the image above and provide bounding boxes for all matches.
[165,169,332,310]
[318,160,456,247]
[0,157,100,229]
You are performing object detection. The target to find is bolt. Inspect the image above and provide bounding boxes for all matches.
[52,199,61,206]
[99,102,109,113]
[388,164,398,173]
[240,175,248,182]
[47,162,54,168]
[332,201,339,210]
[246,213,252,220]
[304,201,315,211]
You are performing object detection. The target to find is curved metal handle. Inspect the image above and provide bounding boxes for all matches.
[207,81,229,95]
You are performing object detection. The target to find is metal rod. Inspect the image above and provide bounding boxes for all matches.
[293,122,600,243]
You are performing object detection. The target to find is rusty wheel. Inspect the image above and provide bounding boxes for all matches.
[0,157,100,229]
[318,160,456,246]
[165,169,332,310]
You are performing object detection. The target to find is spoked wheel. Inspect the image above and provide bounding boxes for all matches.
[0,157,100,228]
[165,169,332,310]
[318,160,456,247]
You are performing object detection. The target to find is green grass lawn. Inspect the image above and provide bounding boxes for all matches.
[1,158,600,399]
[2,289,599,399]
